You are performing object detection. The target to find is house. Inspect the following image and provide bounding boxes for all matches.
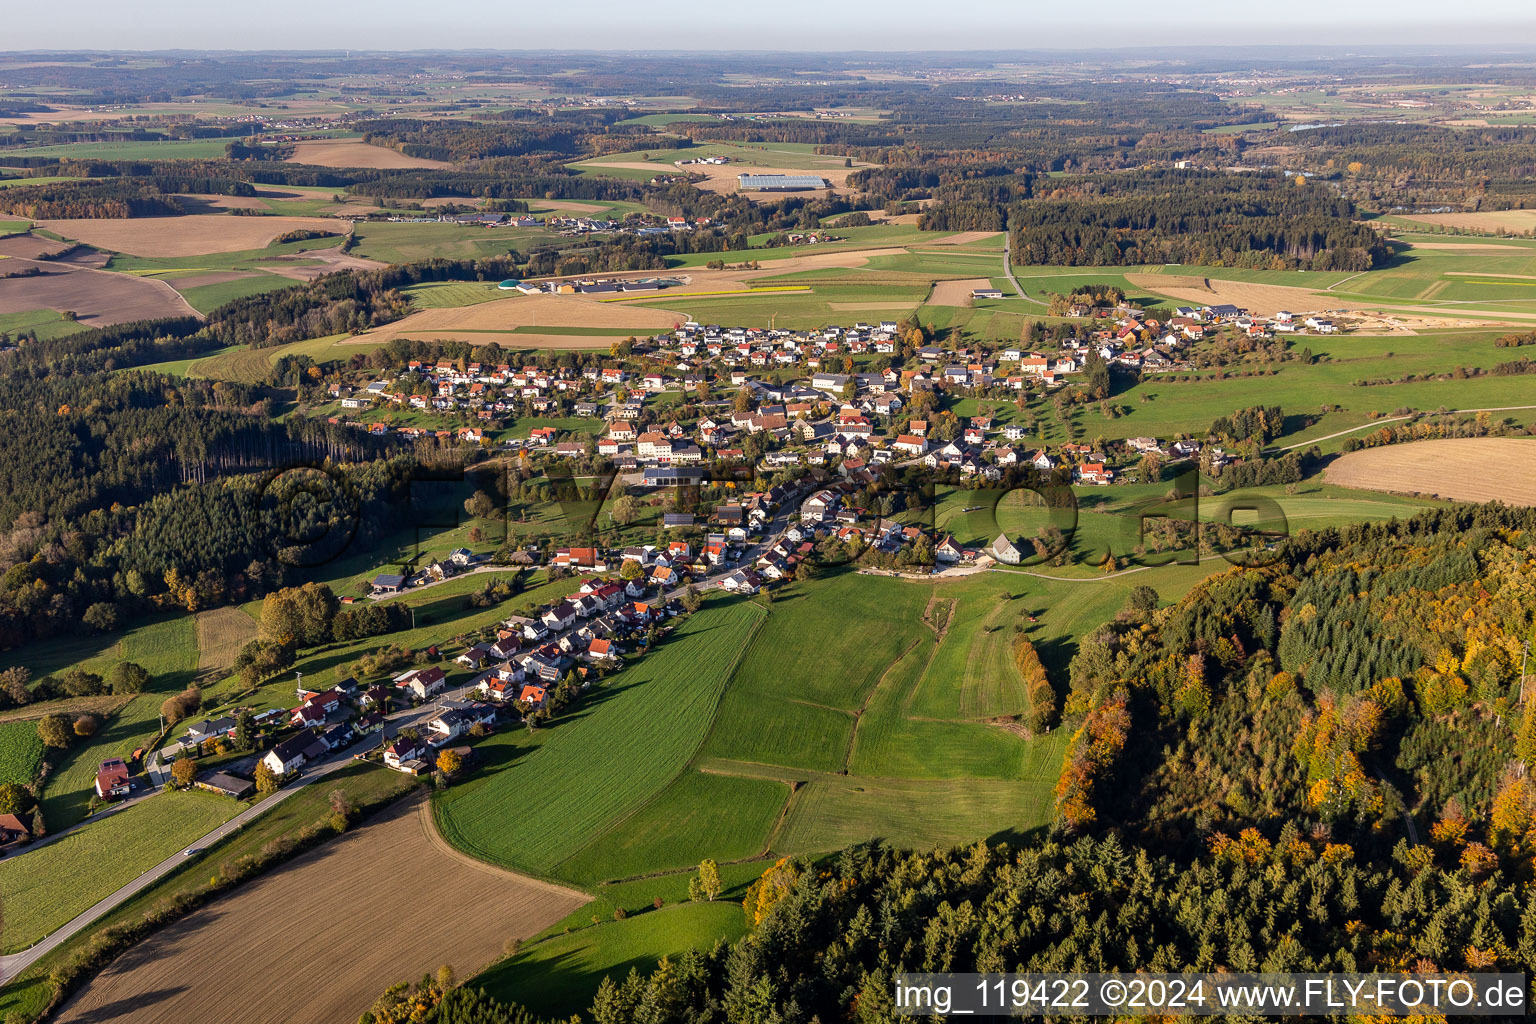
[587,637,615,661]
[383,734,428,773]
[94,758,131,800]
[720,568,764,594]
[519,684,549,709]
[0,812,29,848]
[1077,462,1112,484]
[395,666,447,701]
[185,716,236,745]
[263,733,327,776]
[936,535,965,563]
[456,642,494,668]
[427,709,470,746]
[663,512,695,529]
[197,771,255,800]
[892,434,928,456]
[541,600,580,631]
[991,533,1024,565]
[972,287,1004,300]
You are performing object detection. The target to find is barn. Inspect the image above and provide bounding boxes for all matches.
[737,173,829,192]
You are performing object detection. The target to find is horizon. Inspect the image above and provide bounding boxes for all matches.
[7,2,1536,53]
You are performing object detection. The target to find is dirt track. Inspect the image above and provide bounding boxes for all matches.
[285,138,450,170]
[1324,438,1536,506]
[37,216,343,257]
[52,794,587,1024]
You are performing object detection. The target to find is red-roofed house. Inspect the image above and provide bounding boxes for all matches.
[94,758,131,800]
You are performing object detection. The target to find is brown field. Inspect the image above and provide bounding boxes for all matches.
[37,215,342,257]
[1324,438,1536,506]
[348,293,685,345]
[1406,241,1536,251]
[1398,211,1536,234]
[0,694,132,724]
[173,193,273,212]
[286,138,451,170]
[929,231,1003,246]
[194,605,258,679]
[1126,273,1352,316]
[0,235,71,260]
[53,795,587,1024]
[0,263,198,326]
[927,277,995,307]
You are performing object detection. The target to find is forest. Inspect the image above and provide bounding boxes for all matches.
[1008,171,1386,271]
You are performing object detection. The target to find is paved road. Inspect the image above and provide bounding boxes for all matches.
[1275,404,1536,451]
[0,700,441,984]
[1001,223,1045,306]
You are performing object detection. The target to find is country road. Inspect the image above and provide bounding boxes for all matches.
[0,700,441,983]
[1276,404,1536,451]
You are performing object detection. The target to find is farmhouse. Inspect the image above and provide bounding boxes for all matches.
[991,533,1024,565]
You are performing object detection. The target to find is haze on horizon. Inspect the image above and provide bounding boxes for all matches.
[7,0,1536,53]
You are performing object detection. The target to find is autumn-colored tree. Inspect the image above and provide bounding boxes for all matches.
[742,857,800,926]
[437,749,465,776]
[254,762,280,794]
[36,713,72,749]
[696,858,722,901]
[170,757,196,788]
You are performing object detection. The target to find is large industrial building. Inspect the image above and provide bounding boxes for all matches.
[737,173,830,192]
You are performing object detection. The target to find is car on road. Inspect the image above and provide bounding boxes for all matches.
[183,847,200,857]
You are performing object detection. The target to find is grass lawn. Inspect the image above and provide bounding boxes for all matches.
[0,788,239,953]
[0,721,44,787]
[433,598,766,876]
[475,901,748,1020]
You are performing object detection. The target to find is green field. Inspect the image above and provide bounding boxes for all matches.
[3,137,238,161]
[349,221,557,264]
[433,598,767,875]
[171,273,296,314]
[0,721,45,787]
[0,308,93,342]
[475,901,749,1019]
[0,789,239,953]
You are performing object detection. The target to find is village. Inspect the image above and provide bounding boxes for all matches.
[320,299,1311,485]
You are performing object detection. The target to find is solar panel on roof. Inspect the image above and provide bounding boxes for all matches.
[737,174,828,189]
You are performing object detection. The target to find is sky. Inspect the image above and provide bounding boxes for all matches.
[6,0,1536,51]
